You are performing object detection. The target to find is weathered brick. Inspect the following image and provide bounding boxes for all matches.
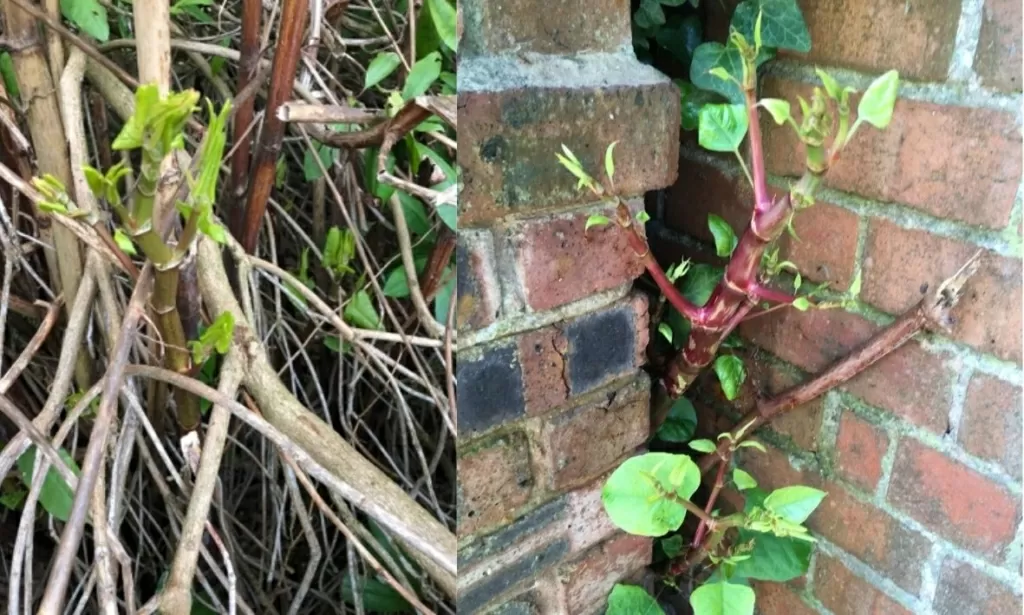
[740,303,878,372]
[459,55,679,225]
[461,0,628,56]
[542,376,650,490]
[835,411,889,491]
[459,497,567,569]
[708,0,961,81]
[959,374,1023,480]
[564,304,637,394]
[888,438,1020,559]
[743,446,930,593]
[933,559,1023,615]
[842,341,954,434]
[457,230,501,331]
[862,220,1023,362]
[510,207,644,312]
[779,202,860,291]
[762,77,1022,229]
[457,343,526,435]
[814,554,914,615]
[458,539,569,614]
[458,431,534,537]
[733,358,824,451]
[810,481,931,593]
[974,0,1023,91]
[482,593,540,615]
[629,292,650,368]
[559,533,651,615]
[753,582,817,615]
[518,327,570,416]
[661,160,751,243]
[565,473,618,554]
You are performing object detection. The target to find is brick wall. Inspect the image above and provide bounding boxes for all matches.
[650,0,1024,613]
[455,0,680,611]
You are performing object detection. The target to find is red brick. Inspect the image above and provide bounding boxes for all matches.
[888,438,1020,558]
[542,381,649,490]
[974,0,1023,91]
[662,160,752,243]
[708,0,960,81]
[739,303,879,373]
[752,582,816,615]
[459,75,679,225]
[458,432,534,537]
[934,559,1023,615]
[469,0,628,55]
[744,447,930,593]
[778,202,860,291]
[835,411,889,491]
[862,220,1023,362]
[739,360,823,451]
[513,207,644,312]
[560,533,651,615]
[814,555,914,615]
[842,341,954,433]
[519,327,570,416]
[763,78,1022,229]
[457,231,500,331]
[959,374,1023,480]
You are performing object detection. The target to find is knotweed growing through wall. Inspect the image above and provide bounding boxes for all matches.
[555,1,980,613]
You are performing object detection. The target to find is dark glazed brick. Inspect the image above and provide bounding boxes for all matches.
[457,231,500,331]
[565,306,635,395]
[457,540,569,614]
[459,497,567,569]
[457,344,526,434]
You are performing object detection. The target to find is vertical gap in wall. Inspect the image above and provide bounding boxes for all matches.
[1005,521,1024,574]
[919,542,946,610]
[815,391,842,476]
[851,214,869,301]
[947,0,985,85]
[945,362,973,444]
[873,419,901,504]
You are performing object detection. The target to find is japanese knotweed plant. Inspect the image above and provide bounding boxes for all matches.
[557,0,901,613]
[34,84,235,434]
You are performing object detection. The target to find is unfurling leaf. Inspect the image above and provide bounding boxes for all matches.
[759,98,791,125]
[857,70,900,129]
[698,104,749,153]
[658,322,674,344]
[713,354,746,401]
[113,229,137,255]
[585,215,611,232]
[815,67,841,100]
[707,214,738,257]
[739,440,767,453]
[604,141,618,185]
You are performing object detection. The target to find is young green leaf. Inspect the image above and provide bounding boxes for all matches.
[681,264,724,306]
[792,296,810,311]
[382,267,411,298]
[815,67,841,100]
[602,452,701,536]
[764,486,827,524]
[733,468,758,491]
[303,144,339,181]
[713,355,746,401]
[113,229,137,256]
[60,0,110,41]
[759,98,791,125]
[689,439,717,453]
[698,104,749,153]
[738,440,767,453]
[0,53,19,102]
[606,584,665,615]
[585,215,611,232]
[425,0,457,51]
[365,52,402,90]
[656,397,698,443]
[661,534,684,559]
[0,485,26,510]
[848,270,862,296]
[657,322,674,344]
[731,527,812,582]
[636,211,652,224]
[604,141,618,185]
[402,52,443,100]
[16,446,81,522]
[689,580,756,615]
[345,290,382,330]
[857,70,900,129]
[437,204,457,230]
[707,214,738,257]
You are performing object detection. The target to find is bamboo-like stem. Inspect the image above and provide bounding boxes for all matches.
[1,0,89,390]
[227,0,261,226]
[236,0,309,253]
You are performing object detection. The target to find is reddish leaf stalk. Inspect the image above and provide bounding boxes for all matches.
[227,0,261,231]
[235,0,309,253]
